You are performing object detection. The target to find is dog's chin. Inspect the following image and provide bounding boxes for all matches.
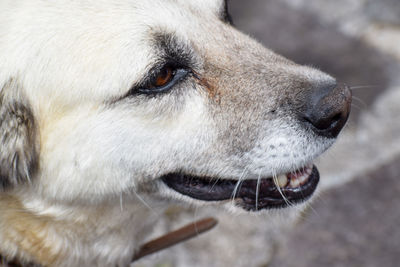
[159,164,319,212]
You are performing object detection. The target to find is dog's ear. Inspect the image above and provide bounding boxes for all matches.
[0,79,38,190]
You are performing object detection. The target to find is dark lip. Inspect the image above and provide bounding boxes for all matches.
[161,166,320,211]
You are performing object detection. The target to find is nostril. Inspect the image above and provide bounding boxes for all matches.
[304,111,342,130]
[303,107,349,138]
[331,112,342,125]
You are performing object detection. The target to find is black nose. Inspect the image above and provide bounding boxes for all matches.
[302,82,352,138]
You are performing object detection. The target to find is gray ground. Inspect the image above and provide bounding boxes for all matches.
[270,156,400,267]
[134,1,400,266]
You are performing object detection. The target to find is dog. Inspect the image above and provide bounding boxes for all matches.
[0,0,351,266]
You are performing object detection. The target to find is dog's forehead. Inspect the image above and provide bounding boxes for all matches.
[152,0,225,12]
[133,0,225,15]
[125,0,228,37]
[0,0,228,105]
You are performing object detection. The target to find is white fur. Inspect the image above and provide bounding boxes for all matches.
[0,0,337,266]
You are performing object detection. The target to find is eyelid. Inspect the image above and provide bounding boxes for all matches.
[137,68,190,94]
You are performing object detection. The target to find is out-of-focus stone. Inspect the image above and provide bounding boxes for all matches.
[366,0,400,25]
[363,24,400,60]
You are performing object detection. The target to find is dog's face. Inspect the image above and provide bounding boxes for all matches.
[0,0,350,212]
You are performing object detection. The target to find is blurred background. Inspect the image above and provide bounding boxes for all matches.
[135,0,400,266]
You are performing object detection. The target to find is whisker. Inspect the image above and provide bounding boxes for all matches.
[120,194,124,212]
[272,173,293,207]
[351,96,367,109]
[209,166,232,193]
[255,170,261,211]
[231,167,248,206]
[349,85,379,90]
[231,180,241,207]
[305,194,322,217]
[193,201,201,235]
[351,103,363,111]
[132,189,159,216]
[209,178,221,193]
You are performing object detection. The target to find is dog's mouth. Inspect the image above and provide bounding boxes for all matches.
[161,164,319,211]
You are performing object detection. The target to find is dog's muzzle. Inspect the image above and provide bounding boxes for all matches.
[160,83,351,211]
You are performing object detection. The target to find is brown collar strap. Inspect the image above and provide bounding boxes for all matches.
[132,217,218,262]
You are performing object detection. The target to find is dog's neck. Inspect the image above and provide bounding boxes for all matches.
[0,190,217,266]
[0,191,156,266]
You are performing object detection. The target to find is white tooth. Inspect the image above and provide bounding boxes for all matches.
[277,174,288,188]
[290,178,300,188]
[299,175,307,184]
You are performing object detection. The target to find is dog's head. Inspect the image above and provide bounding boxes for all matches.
[0,0,350,212]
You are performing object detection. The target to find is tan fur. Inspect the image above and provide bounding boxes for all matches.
[194,73,221,102]
[0,195,62,265]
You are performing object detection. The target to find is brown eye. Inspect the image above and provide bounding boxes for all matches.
[134,66,189,95]
[153,67,174,87]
